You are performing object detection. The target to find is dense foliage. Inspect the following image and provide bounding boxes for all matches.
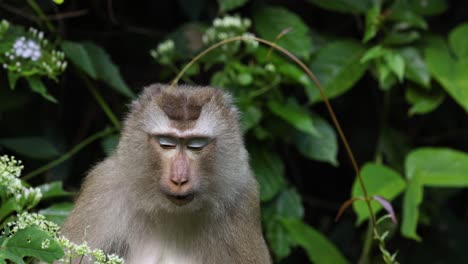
[0,0,467,263]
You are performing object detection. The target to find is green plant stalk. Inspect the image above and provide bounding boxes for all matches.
[359,222,374,264]
[169,35,377,227]
[26,0,55,33]
[22,127,117,180]
[79,72,121,130]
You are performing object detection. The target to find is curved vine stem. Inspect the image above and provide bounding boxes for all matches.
[169,35,377,227]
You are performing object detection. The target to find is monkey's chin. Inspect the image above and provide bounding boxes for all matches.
[165,193,195,206]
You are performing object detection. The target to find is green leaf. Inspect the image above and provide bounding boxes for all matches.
[388,0,428,29]
[406,148,468,186]
[383,30,421,45]
[408,0,448,16]
[249,146,286,201]
[0,198,19,222]
[281,218,349,264]
[405,86,444,115]
[384,51,405,82]
[218,0,248,12]
[399,47,430,88]
[1,227,64,263]
[293,113,338,166]
[401,175,423,241]
[449,23,468,59]
[240,105,262,133]
[402,147,468,240]
[26,77,57,103]
[61,41,97,78]
[38,181,72,200]
[305,0,372,14]
[263,188,304,261]
[62,41,135,99]
[265,217,293,260]
[352,163,406,224]
[39,203,74,225]
[7,71,20,90]
[425,45,468,112]
[0,250,24,264]
[268,188,304,219]
[0,137,60,160]
[268,98,318,136]
[101,133,120,156]
[363,4,381,43]
[253,6,312,58]
[307,41,368,103]
[360,45,385,63]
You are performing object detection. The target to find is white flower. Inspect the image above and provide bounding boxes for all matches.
[12,37,42,61]
[41,239,51,249]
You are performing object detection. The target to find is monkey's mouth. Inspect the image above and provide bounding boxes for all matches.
[165,193,195,206]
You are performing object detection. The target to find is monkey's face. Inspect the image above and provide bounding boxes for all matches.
[125,85,246,214]
[150,134,215,207]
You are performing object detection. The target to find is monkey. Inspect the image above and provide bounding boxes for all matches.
[61,84,271,264]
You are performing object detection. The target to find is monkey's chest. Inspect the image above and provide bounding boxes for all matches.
[126,237,200,264]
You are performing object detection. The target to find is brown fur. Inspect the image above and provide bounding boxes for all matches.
[61,84,271,263]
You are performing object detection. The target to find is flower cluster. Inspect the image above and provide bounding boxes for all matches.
[150,39,175,65]
[4,212,59,237]
[202,15,258,49]
[57,237,125,264]
[0,20,67,79]
[0,155,42,209]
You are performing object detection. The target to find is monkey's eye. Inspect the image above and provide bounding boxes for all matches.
[157,136,178,149]
[186,137,211,151]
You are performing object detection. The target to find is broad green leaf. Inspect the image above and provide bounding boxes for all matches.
[449,23,468,59]
[406,148,468,186]
[62,41,135,98]
[39,203,74,225]
[360,45,385,63]
[268,98,318,136]
[263,214,293,260]
[401,175,423,241]
[61,41,97,78]
[249,146,286,201]
[253,6,312,58]
[218,0,248,12]
[426,46,468,112]
[281,218,349,264]
[38,181,72,200]
[405,86,444,115]
[26,77,57,103]
[269,188,304,219]
[263,188,304,261]
[408,0,448,16]
[240,105,262,133]
[363,4,381,43]
[0,250,24,264]
[101,133,120,156]
[305,0,372,14]
[399,47,430,88]
[0,137,60,160]
[388,0,428,29]
[0,198,18,222]
[307,41,368,103]
[2,227,63,263]
[384,51,405,82]
[293,113,338,166]
[383,30,421,45]
[352,163,406,224]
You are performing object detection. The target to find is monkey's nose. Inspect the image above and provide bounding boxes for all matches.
[170,177,188,186]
